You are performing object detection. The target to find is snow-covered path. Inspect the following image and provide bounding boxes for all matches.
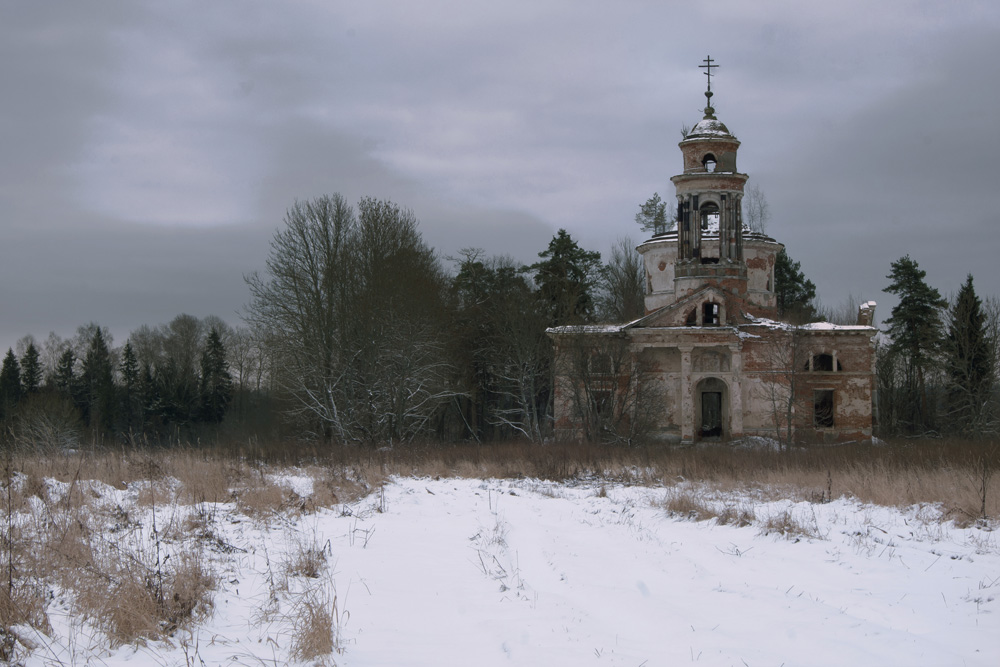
[21,476,999,666]
[326,479,997,667]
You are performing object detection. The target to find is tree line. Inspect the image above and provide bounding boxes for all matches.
[0,195,646,448]
[0,317,241,448]
[879,257,999,437]
[1,193,995,448]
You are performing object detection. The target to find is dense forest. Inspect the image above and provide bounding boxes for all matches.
[1,195,996,448]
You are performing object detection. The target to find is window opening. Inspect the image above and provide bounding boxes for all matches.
[814,390,834,428]
[808,354,842,372]
[699,202,720,231]
[685,309,697,326]
[703,302,720,326]
[702,154,717,173]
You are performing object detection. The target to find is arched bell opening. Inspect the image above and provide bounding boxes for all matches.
[698,201,721,264]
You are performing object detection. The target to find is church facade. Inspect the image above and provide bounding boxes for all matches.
[549,78,877,445]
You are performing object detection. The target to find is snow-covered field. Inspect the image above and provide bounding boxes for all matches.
[13,476,1000,666]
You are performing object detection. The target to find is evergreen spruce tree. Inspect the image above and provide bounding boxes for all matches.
[139,361,160,430]
[945,274,996,434]
[0,348,23,422]
[198,328,233,423]
[530,229,602,325]
[883,255,947,433]
[774,248,817,322]
[80,328,116,435]
[119,340,141,435]
[20,342,42,395]
[55,348,79,402]
[452,252,551,442]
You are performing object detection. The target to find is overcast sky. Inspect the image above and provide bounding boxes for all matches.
[2,1,998,353]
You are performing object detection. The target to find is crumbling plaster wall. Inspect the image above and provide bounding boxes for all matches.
[739,329,875,441]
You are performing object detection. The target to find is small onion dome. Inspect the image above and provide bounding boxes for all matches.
[687,115,734,139]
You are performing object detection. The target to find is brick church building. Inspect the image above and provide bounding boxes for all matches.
[549,64,877,444]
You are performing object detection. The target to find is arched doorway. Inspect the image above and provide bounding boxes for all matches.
[695,377,728,440]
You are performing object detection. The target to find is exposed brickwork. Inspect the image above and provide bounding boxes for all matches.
[548,93,876,445]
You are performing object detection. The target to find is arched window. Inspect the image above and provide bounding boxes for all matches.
[699,201,720,231]
[807,354,842,372]
[685,309,698,326]
[702,154,717,172]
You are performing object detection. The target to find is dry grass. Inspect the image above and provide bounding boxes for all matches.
[716,502,756,527]
[0,435,994,660]
[80,546,215,646]
[8,436,997,518]
[661,489,719,522]
[758,509,824,540]
[288,583,339,663]
[234,474,295,519]
[285,535,329,580]
[659,489,756,527]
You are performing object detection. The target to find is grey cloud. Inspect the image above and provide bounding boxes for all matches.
[3,1,999,352]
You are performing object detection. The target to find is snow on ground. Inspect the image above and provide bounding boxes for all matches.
[20,477,1000,666]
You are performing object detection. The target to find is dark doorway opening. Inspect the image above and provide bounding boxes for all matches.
[701,391,722,438]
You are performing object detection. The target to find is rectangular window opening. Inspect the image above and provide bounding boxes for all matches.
[814,390,835,428]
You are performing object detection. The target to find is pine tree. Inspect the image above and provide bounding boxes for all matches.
[774,248,817,322]
[945,275,995,434]
[198,328,233,424]
[883,255,947,433]
[635,193,673,234]
[20,342,42,395]
[0,348,23,422]
[530,229,602,325]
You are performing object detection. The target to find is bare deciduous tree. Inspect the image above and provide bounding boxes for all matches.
[245,194,461,446]
[743,183,770,234]
[597,236,645,323]
[754,325,810,447]
[815,292,862,326]
[556,333,662,445]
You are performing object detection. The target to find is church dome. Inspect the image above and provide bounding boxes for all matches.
[687,116,733,138]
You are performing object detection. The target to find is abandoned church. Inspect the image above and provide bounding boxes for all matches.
[549,62,878,444]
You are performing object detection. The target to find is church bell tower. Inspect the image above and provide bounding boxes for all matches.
[670,56,749,296]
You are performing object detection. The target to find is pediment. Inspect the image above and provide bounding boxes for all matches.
[627,286,734,328]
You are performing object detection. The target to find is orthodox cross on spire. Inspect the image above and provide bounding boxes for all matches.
[699,55,718,117]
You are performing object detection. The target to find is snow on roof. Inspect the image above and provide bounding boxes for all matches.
[546,324,624,335]
[687,118,733,137]
[742,314,875,332]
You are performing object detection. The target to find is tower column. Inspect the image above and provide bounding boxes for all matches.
[720,193,732,262]
[679,345,694,443]
[728,343,744,437]
[735,193,744,260]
